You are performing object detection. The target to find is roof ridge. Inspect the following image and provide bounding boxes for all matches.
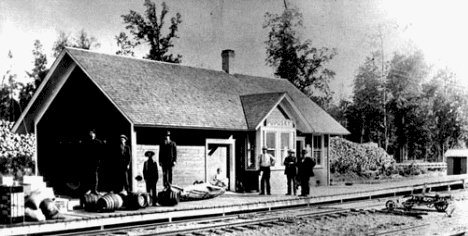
[64,47,281,80]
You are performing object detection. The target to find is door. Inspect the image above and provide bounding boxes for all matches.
[296,137,305,156]
[207,144,229,187]
[206,139,236,191]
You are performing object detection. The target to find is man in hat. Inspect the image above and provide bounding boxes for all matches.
[82,129,102,194]
[143,151,158,206]
[298,150,315,196]
[283,149,297,195]
[257,147,275,195]
[116,134,131,194]
[159,131,177,188]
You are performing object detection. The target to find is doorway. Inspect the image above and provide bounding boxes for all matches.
[296,136,305,156]
[206,139,236,191]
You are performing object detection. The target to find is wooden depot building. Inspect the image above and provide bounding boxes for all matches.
[12,48,349,195]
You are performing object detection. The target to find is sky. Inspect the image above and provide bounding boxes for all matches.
[1,0,467,101]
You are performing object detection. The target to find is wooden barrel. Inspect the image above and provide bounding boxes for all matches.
[81,193,99,211]
[126,192,147,209]
[97,193,123,211]
[143,193,151,207]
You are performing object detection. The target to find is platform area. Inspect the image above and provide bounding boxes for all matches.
[1,174,467,236]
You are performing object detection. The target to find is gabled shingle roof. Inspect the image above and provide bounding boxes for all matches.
[60,48,348,134]
[240,92,286,130]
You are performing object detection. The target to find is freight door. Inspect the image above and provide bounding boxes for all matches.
[206,139,236,191]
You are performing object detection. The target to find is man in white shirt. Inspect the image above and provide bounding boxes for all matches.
[212,168,228,188]
[257,147,275,195]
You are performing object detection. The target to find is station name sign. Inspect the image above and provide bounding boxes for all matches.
[266,119,294,128]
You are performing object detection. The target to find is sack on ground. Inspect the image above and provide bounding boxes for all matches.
[25,207,46,222]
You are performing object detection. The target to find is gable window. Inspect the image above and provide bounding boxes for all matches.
[313,135,322,166]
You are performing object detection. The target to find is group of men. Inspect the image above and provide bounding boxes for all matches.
[258,147,316,196]
[82,129,131,195]
[142,131,178,205]
[82,129,178,198]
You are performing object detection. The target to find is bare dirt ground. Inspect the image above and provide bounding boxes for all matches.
[208,190,468,236]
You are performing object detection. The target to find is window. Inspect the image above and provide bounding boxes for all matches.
[313,135,322,166]
[266,132,276,158]
[280,132,291,165]
[260,128,295,168]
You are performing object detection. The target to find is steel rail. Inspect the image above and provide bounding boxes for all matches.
[372,223,430,236]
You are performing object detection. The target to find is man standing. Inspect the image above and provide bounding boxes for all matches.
[117,134,132,194]
[159,131,177,188]
[143,151,158,206]
[299,150,315,196]
[82,129,102,195]
[257,147,275,195]
[283,149,297,195]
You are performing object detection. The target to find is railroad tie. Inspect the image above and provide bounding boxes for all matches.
[337,212,350,217]
[231,227,246,232]
[326,214,340,219]
[191,232,206,236]
[221,228,235,233]
[242,225,258,230]
[259,223,275,228]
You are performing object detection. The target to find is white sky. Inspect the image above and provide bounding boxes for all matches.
[1,0,467,101]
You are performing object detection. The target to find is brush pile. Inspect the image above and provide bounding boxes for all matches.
[0,119,35,178]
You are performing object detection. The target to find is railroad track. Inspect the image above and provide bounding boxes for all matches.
[46,205,365,236]
[40,188,466,236]
[46,200,386,236]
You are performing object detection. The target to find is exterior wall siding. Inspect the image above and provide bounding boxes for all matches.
[134,144,205,193]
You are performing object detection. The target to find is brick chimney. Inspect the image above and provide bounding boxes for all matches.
[221,49,235,74]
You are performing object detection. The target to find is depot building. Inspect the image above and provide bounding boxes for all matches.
[13,48,349,194]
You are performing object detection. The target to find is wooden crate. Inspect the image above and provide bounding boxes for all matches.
[0,185,24,224]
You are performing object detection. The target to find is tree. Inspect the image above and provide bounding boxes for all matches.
[115,32,138,57]
[426,69,468,161]
[19,40,49,110]
[386,50,429,162]
[350,51,386,145]
[52,30,100,58]
[263,7,337,109]
[0,51,22,121]
[120,0,182,63]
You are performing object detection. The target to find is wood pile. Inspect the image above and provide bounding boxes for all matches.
[0,120,35,177]
[330,137,395,177]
